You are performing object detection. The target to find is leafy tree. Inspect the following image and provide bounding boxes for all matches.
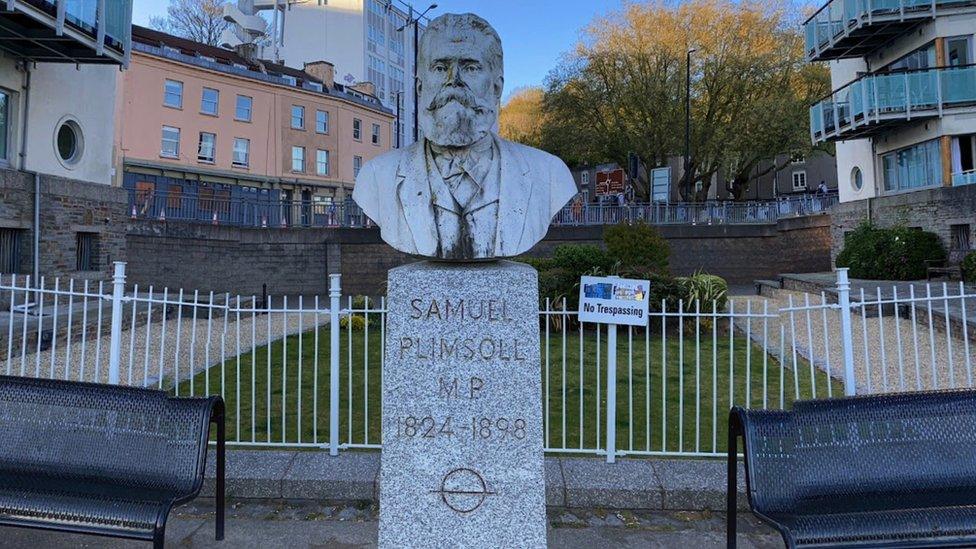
[150,0,231,46]
[499,87,546,149]
[542,0,830,201]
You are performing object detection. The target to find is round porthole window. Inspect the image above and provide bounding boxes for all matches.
[851,166,863,192]
[55,119,83,167]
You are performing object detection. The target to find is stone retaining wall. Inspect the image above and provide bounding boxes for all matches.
[125,215,833,296]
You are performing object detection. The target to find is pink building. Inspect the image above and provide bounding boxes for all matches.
[116,26,393,222]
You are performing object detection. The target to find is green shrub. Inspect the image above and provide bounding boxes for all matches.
[351,295,371,309]
[677,271,729,312]
[647,273,688,312]
[963,251,976,282]
[520,245,613,307]
[340,314,368,330]
[836,223,946,280]
[603,222,669,276]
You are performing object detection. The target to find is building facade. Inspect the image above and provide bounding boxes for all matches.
[116,26,393,225]
[272,0,427,149]
[0,0,132,282]
[808,3,976,202]
[805,0,976,256]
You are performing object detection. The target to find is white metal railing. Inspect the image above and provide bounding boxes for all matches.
[1,265,973,460]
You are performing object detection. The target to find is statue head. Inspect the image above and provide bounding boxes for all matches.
[417,13,504,148]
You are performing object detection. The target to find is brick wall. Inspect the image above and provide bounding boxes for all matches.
[0,168,128,283]
[831,185,976,263]
[126,215,833,296]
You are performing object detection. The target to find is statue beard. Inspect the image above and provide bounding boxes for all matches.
[419,86,497,148]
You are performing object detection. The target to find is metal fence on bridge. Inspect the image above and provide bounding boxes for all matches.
[127,190,839,229]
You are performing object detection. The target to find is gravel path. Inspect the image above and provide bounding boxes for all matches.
[2,309,333,388]
[732,290,975,395]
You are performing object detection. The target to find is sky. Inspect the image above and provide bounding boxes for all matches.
[131,0,625,96]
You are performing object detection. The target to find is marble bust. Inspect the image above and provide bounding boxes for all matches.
[352,13,577,260]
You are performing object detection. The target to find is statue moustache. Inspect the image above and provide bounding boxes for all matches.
[421,86,496,147]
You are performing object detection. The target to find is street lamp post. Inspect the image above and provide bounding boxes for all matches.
[395,91,402,148]
[684,47,695,201]
[397,3,437,143]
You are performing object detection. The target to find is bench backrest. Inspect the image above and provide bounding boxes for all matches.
[743,390,976,515]
[0,376,213,496]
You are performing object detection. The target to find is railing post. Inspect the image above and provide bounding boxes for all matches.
[836,268,857,396]
[329,273,341,456]
[605,320,617,463]
[108,261,126,385]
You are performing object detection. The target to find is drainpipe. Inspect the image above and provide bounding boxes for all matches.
[17,61,39,285]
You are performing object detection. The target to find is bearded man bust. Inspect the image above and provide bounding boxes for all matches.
[352,13,578,261]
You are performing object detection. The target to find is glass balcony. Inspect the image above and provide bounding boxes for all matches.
[804,0,976,61]
[5,0,132,65]
[954,170,976,186]
[810,65,976,143]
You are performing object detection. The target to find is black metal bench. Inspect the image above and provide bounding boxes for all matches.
[727,390,976,548]
[0,375,224,548]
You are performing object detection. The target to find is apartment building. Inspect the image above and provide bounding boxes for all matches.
[272,0,429,148]
[116,26,393,225]
[805,0,976,254]
[0,0,132,281]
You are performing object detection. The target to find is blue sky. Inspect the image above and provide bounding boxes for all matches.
[131,0,624,95]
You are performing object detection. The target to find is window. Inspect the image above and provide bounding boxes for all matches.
[372,123,381,145]
[233,138,250,167]
[292,146,305,172]
[885,42,936,72]
[201,87,219,115]
[581,171,590,186]
[951,224,971,251]
[851,166,863,191]
[161,126,180,158]
[0,228,23,273]
[354,155,363,177]
[316,149,330,176]
[291,105,305,129]
[316,110,329,133]
[792,170,807,191]
[56,119,83,166]
[197,132,216,163]
[353,118,362,140]
[882,139,942,192]
[947,36,973,66]
[0,90,8,163]
[76,233,98,271]
[235,95,252,121]
[164,79,183,108]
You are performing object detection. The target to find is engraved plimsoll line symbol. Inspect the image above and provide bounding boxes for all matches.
[430,467,497,514]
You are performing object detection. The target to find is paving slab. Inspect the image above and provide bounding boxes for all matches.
[0,501,781,548]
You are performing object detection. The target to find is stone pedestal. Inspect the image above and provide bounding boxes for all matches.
[379,260,546,548]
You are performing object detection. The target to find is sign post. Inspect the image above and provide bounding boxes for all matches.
[578,275,650,463]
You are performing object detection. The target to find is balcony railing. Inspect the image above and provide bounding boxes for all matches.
[954,170,976,186]
[804,0,976,61]
[810,65,976,143]
[8,0,132,65]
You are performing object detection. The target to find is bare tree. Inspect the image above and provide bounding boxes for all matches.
[149,0,230,46]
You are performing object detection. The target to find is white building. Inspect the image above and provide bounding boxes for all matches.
[274,0,429,149]
[805,0,976,203]
[0,1,130,185]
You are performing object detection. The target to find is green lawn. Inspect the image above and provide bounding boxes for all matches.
[173,319,839,454]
